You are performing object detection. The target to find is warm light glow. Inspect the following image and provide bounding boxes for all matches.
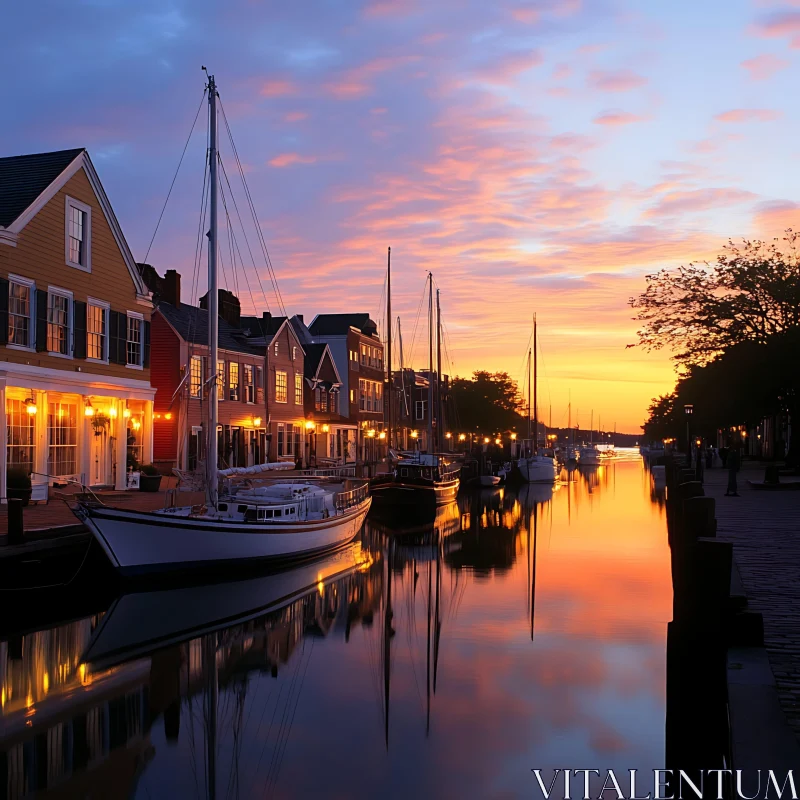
[25,403,37,416]
[253,416,263,428]
[155,413,161,419]
[165,412,173,421]
[484,437,490,444]
[26,694,33,710]
[379,431,386,440]
[510,433,517,440]
[495,438,501,445]
[1,688,5,709]
[458,433,466,441]
[367,428,376,438]
[317,580,325,595]
[108,406,118,418]
[42,672,49,694]
[305,420,315,430]
[695,438,702,446]
[132,419,141,431]
[84,406,95,417]
[123,408,131,419]
[445,432,452,439]
[322,424,330,433]
[410,430,418,439]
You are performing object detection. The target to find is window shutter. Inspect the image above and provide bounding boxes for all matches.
[143,320,151,368]
[109,310,124,364]
[35,289,48,352]
[0,278,8,346]
[73,300,87,359]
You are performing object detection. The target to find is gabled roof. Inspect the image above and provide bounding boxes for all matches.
[0,148,84,227]
[304,343,342,385]
[157,301,264,356]
[240,314,287,338]
[309,313,378,337]
[289,315,314,346]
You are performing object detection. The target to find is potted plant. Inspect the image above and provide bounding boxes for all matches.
[139,464,163,493]
[7,468,32,505]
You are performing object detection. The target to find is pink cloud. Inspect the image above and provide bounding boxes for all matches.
[593,111,647,126]
[283,111,308,122]
[510,6,539,23]
[751,10,800,43]
[325,55,421,98]
[268,152,317,167]
[260,79,296,97]
[363,0,416,17]
[741,53,788,80]
[643,188,757,219]
[714,108,781,123]
[588,69,647,92]
[477,51,543,85]
[752,200,800,236]
[552,63,571,81]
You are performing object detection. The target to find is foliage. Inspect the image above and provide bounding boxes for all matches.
[629,231,800,367]
[140,464,160,476]
[6,468,31,490]
[450,371,526,433]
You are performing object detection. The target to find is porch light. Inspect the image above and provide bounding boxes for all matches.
[84,403,95,417]
[123,408,131,419]
[510,433,517,440]
[109,406,118,418]
[445,432,452,439]
[305,420,315,431]
[322,424,330,433]
[695,438,701,446]
[367,429,376,438]
[495,438,501,445]
[24,397,37,416]
[458,433,466,442]
[379,431,386,440]
[165,413,173,421]
[410,430,418,439]
[253,416,263,428]
[132,419,141,431]
[483,437,490,444]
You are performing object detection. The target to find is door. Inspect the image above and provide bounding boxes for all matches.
[90,428,110,486]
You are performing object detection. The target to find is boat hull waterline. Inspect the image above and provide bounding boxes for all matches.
[76,500,371,576]
[517,456,559,484]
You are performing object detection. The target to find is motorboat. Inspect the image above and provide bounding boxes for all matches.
[579,446,602,466]
[370,452,460,509]
[518,454,559,483]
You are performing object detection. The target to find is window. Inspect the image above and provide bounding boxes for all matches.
[243,364,255,403]
[274,341,279,357]
[295,373,303,405]
[256,366,263,401]
[416,400,427,420]
[229,362,240,401]
[217,361,225,400]
[6,399,35,473]
[47,291,71,356]
[359,379,381,411]
[350,389,354,404]
[190,356,203,398]
[277,422,285,456]
[315,388,328,412]
[48,401,78,477]
[8,278,33,348]
[350,350,357,362]
[65,197,91,271]
[87,301,108,361]
[126,314,142,366]
[360,344,367,365]
[292,346,297,361]
[329,391,338,415]
[359,379,366,411]
[275,371,287,403]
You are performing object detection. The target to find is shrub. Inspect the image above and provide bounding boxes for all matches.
[6,468,31,490]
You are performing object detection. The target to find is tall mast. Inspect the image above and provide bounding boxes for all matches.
[427,273,434,452]
[590,410,593,445]
[436,288,443,448]
[533,314,538,454]
[206,73,219,510]
[386,247,392,450]
[527,349,531,442]
[569,391,572,447]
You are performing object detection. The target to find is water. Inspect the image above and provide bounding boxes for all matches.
[0,456,672,799]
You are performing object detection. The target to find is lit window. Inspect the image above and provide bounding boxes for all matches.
[8,278,33,348]
[65,197,91,271]
[274,341,279,357]
[229,362,240,401]
[6,398,35,473]
[275,370,287,403]
[48,401,78,477]
[87,302,108,361]
[292,346,297,361]
[243,364,255,403]
[217,361,225,400]
[47,292,71,356]
[360,344,367,365]
[359,378,366,411]
[315,388,328,412]
[190,356,202,398]
[295,373,303,405]
[126,315,142,366]
[256,366,263,400]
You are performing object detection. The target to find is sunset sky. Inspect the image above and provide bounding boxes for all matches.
[4,0,800,432]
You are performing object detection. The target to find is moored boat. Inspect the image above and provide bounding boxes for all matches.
[579,446,601,466]
[370,453,460,509]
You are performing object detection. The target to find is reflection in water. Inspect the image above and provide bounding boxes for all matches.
[0,459,671,799]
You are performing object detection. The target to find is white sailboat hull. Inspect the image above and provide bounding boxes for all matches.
[517,456,558,483]
[77,500,371,576]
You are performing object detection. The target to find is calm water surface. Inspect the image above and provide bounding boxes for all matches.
[0,456,672,799]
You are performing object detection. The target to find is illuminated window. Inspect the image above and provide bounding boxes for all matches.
[48,401,78,477]
[360,344,367,365]
[315,388,328,412]
[274,341,279,357]
[47,291,71,356]
[87,302,108,361]
[190,356,202,398]
[292,346,297,361]
[126,314,142,366]
[275,370,287,403]
[229,362,240,401]
[243,364,255,403]
[6,398,35,473]
[217,360,225,400]
[295,373,303,405]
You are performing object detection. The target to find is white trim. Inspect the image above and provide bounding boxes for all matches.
[5,151,152,302]
[6,274,36,351]
[269,318,306,355]
[125,310,144,369]
[0,229,18,247]
[64,195,92,272]
[0,361,156,399]
[46,286,73,360]
[86,298,110,364]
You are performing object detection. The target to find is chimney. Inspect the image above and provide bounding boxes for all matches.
[200,289,241,328]
[163,270,181,307]
[262,311,272,328]
[296,314,304,324]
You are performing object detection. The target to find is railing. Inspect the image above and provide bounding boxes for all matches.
[335,482,370,513]
[299,466,357,478]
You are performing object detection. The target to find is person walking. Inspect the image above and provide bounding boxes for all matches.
[719,446,728,468]
[726,445,741,497]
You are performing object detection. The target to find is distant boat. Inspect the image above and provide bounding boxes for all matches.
[579,446,602,466]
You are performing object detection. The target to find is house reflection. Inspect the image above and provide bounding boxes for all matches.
[0,552,386,800]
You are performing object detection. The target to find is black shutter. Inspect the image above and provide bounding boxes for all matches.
[73,300,87,359]
[0,278,8,346]
[143,320,151,368]
[35,289,48,352]
[109,311,123,364]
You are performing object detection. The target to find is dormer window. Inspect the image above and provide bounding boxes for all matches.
[65,197,91,272]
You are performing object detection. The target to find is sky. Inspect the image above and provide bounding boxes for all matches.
[3,0,800,433]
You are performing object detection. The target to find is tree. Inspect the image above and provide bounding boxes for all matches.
[450,371,526,433]
[629,231,800,367]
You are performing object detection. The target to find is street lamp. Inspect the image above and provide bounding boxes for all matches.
[683,404,693,462]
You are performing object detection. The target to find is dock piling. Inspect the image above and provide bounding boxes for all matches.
[7,498,24,546]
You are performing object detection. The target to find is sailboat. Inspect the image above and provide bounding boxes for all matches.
[517,315,558,484]
[72,73,371,576]
[370,271,460,509]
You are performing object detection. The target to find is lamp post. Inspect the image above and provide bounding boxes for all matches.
[683,404,693,464]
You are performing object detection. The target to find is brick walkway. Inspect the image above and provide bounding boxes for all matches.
[702,464,800,743]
